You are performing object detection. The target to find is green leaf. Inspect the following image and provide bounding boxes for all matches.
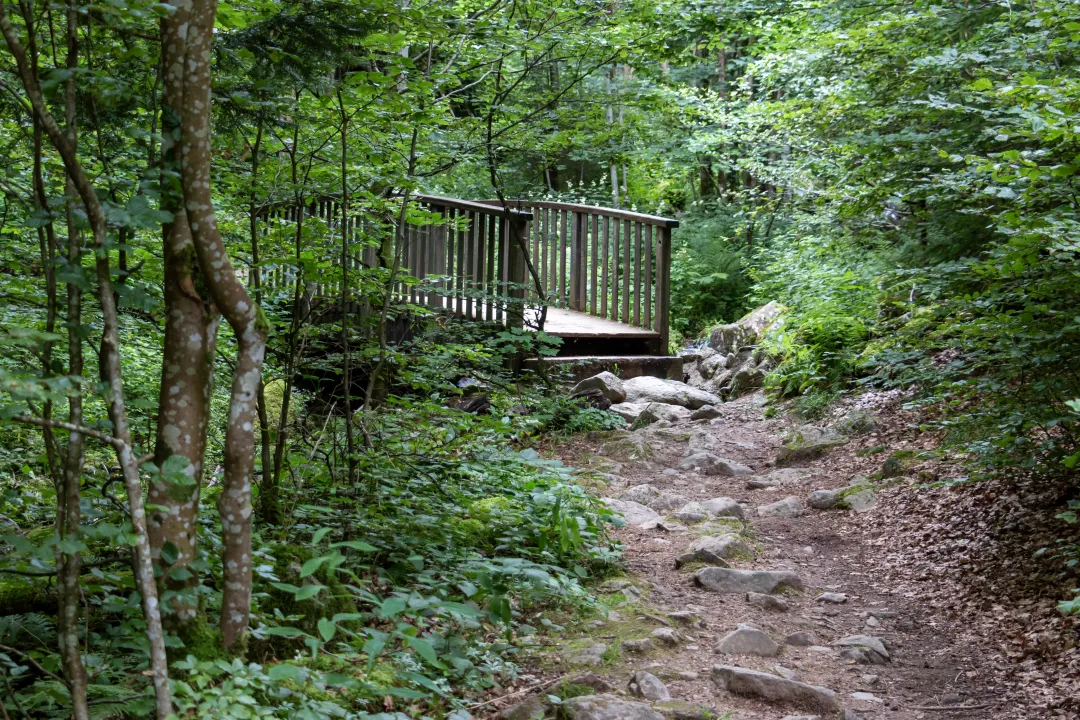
[330,540,377,552]
[317,618,337,642]
[268,664,303,682]
[294,585,324,601]
[299,556,328,578]
[311,528,332,545]
[263,626,310,639]
[404,635,440,666]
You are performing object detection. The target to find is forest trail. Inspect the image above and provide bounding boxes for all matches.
[516,391,998,720]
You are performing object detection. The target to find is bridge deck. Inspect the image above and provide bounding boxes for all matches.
[537,307,659,338]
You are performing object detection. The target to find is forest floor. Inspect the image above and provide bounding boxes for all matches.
[494,390,1079,720]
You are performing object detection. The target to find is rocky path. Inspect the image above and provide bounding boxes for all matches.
[504,390,997,720]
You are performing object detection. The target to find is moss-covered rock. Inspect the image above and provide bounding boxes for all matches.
[882,449,919,478]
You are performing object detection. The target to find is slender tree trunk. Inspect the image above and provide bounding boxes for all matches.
[336,88,357,483]
[247,116,277,524]
[152,0,220,629]
[0,8,174,714]
[178,0,267,651]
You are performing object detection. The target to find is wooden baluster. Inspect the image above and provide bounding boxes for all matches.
[486,213,497,321]
[465,211,476,319]
[590,214,599,315]
[633,221,642,327]
[558,209,567,306]
[656,225,672,352]
[530,207,540,303]
[507,211,529,329]
[445,208,456,314]
[549,208,558,300]
[622,219,631,323]
[644,224,653,329]
[456,210,466,316]
[604,215,613,319]
[569,211,580,310]
[613,216,622,321]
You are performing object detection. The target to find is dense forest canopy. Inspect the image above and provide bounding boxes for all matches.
[1,0,1078,717]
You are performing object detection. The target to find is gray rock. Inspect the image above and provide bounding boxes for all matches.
[708,302,783,355]
[633,403,693,429]
[500,695,548,720]
[699,354,729,379]
[690,405,722,421]
[836,635,890,661]
[700,497,746,519]
[603,498,661,526]
[652,701,711,720]
[774,667,798,681]
[651,628,680,647]
[808,645,833,654]
[851,691,883,704]
[832,409,877,436]
[712,665,840,712]
[675,534,748,568]
[622,638,653,653]
[565,643,607,666]
[757,496,806,518]
[563,695,666,720]
[779,717,820,720]
[746,592,790,612]
[844,486,877,512]
[620,484,688,512]
[666,610,703,627]
[622,376,721,409]
[745,467,821,489]
[695,567,804,594]
[629,671,671,702]
[728,367,766,399]
[568,674,615,692]
[815,592,848,604]
[807,489,841,510]
[573,372,627,404]
[670,501,709,523]
[679,452,753,476]
[608,403,650,423]
[776,425,849,467]
[715,624,780,657]
[784,632,816,647]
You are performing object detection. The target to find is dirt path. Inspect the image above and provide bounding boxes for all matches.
[523,392,998,720]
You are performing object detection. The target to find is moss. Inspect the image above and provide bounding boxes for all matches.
[558,682,595,699]
[172,613,226,662]
[882,449,919,478]
[260,544,358,639]
[452,518,486,546]
[0,578,53,615]
[468,496,515,523]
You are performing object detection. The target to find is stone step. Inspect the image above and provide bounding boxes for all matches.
[527,355,683,382]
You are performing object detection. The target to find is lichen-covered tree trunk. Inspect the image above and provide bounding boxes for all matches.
[178,0,267,650]
[152,0,220,627]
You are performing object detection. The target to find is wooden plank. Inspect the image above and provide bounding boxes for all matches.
[486,213,497,321]
[445,208,456,311]
[633,221,642,327]
[600,216,609,319]
[644,224,653,329]
[464,211,474,318]
[456,211,466,315]
[655,226,672,351]
[508,199,677,228]
[590,213,598,315]
[569,212,580,310]
[414,193,533,221]
[622,219,631,323]
[559,209,567,306]
[610,218,619,321]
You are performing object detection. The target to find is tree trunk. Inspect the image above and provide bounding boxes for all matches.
[178,0,267,652]
[337,88,357,484]
[152,0,220,628]
[0,8,174,714]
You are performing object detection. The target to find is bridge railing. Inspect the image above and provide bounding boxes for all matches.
[254,195,678,350]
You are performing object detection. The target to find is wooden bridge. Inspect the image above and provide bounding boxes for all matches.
[257,194,680,363]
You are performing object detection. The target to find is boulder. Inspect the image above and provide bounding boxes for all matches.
[844,486,877,512]
[715,625,780,657]
[695,567,803,594]
[832,409,876,436]
[784,632,816,647]
[700,497,746,519]
[633,403,692,428]
[699,354,729,379]
[629,671,671,702]
[708,302,783,355]
[727,367,766,399]
[679,453,753,476]
[572,372,627,403]
[835,635,890,663]
[712,665,840,712]
[619,485,688,512]
[608,403,651,424]
[744,467,821,489]
[565,643,607,666]
[666,610,703,627]
[815,592,848,604]
[690,405,722,421]
[623,376,721,409]
[674,534,748,568]
[757,496,806,518]
[651,628,680,647]
[500,695,548,720]
[671,501,709,523]
[775,425,849,467]
[653,701,712,720]
[603,498,661,526]
[746,592,790,612]
[563,695,666,720]
[807,489,841,510]
[622,638,653,653]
